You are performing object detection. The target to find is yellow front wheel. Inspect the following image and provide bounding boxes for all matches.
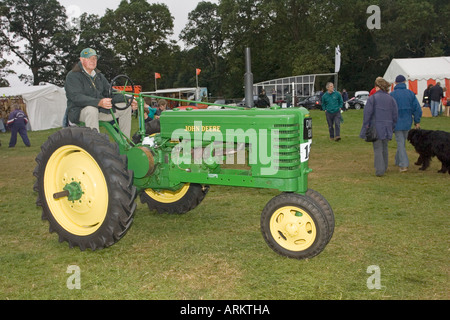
[261,193,331,259]
[268,206,317,252]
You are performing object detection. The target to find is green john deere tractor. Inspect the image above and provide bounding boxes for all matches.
[33,75,334,259]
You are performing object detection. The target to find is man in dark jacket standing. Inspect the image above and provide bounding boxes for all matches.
[390,75,421,172]
[65,48,137,137]
[7,105,31,147]
[429,82,443,117]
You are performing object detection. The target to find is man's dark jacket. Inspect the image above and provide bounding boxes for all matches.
[65,62,123,124]
[429,84,443,102]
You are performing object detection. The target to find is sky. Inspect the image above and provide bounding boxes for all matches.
[5,0,218,86]
[59,0,217,43]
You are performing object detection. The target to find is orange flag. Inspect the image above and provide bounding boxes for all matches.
[155,72,161,79]
[196,68,201,76]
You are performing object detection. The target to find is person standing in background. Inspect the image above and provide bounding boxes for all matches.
[322,82,343,141]
[360,77,398,177]
[422,84,433,108]
[429,82,443,117]
[7,105,30,147]
[341,89,349,110]
[390,75,422,173]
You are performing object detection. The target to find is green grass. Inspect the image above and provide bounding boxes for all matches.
[0,110,449,300]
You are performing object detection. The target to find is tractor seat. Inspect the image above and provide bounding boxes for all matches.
[69,120,117,128]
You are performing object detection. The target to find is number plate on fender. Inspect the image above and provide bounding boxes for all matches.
[300,140,312,163]
[303,118,313,140]
[300,118,312,163]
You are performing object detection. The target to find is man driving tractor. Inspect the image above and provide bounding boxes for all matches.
[64,48,138,137]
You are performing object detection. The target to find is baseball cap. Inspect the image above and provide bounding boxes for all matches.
[80,48,98,59]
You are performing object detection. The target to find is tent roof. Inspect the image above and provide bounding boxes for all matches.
[0,84,64,98]
[0,84,67,131]
[384,57,450,82]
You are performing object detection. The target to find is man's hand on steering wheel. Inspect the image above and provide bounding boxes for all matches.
[98,98,113,109]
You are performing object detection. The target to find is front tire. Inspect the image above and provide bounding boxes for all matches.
[305,189,335,243]
[261,193,330,259]
[33,127,137,250]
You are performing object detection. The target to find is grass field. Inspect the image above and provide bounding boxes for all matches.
[0,109,448,300]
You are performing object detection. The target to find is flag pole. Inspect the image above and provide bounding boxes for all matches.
[196,72,199,89]
[195,69,201,100]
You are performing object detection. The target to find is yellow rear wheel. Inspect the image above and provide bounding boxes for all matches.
[43,145,108,236]
[144,183,191,204]
[140,183,209,214]
[34,127,137,250]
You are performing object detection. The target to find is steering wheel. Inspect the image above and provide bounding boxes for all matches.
[109,75,135,110]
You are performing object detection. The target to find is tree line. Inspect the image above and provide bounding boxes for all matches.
[1,0,449,98]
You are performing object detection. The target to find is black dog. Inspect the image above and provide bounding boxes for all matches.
[407,129,450,174]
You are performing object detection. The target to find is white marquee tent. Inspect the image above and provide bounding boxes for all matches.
[383,57,450,104]
[0,84,66,131]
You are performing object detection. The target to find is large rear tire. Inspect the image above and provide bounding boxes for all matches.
[140,183,209,214]
[33,127,137,250]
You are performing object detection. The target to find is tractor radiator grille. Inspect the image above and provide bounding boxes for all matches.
[272,124,301,171]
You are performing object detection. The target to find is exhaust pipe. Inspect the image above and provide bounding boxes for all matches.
[244,48,254,108]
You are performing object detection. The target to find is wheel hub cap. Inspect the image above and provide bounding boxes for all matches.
[270,206,317,251]
[63,181,84,202]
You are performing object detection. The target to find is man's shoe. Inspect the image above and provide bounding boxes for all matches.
[399,167,408,173]
[335,136,341,141]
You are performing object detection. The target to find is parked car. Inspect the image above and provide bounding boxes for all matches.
[346,91,369,110]
[297,94,322,110]
[207,99,237,110]
[237,96,259,107]
[213,99,235,105]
